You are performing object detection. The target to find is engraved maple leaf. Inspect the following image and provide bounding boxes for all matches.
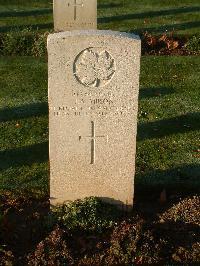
[75,48,115,87]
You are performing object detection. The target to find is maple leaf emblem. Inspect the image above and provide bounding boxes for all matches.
[74,48,116,88]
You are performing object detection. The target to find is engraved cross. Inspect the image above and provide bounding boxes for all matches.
[68,0,84,21]
[79,121,108,164]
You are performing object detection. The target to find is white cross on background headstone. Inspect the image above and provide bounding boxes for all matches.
[68,0,84,21]
[79,121,108,164]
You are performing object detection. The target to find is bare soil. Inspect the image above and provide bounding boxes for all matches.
[0,191,199,265]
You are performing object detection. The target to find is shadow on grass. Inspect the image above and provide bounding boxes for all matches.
[0,102,48,123]
[134,21,200,34]
[98,6,200,23]
[135,163,200,199]
[138,112,200,141]
[0,8,52,18]
[0,142,48,170]
[98,3,123,9]
[139,87,175,99]
[0,23,53,33]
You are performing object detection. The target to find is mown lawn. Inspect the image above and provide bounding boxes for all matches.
[0,56,199,196]
[0,0,199,36]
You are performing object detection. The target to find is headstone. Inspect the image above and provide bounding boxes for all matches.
[48,30,141,210]
[53,0,97,32]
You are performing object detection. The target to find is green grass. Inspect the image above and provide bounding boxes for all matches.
[137,56,200,192]
[0,57,48,195]
[0,0,199,36]
[0,56,199,195]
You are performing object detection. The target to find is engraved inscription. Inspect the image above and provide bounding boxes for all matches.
[63,22,95,26]
[53,104,135,117]
[51,90,136,117]
[72,90,114,97]
[68,0,84,21]
[79,121,108,164]
[74,48,116,88]
[91,98,114,105]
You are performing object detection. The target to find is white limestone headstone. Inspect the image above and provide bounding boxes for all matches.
[48,30,141,210]
[53,0,97,31]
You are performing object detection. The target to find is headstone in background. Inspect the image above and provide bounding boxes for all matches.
[48,30,141,210]
[53,0,97,31]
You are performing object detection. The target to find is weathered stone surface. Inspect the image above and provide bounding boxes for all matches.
[53,0,97,31]
[48,30,141,210]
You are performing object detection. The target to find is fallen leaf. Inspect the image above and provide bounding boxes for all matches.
[159,34,167,42]
[167,40,179,50]
[193,154,200,158]
[135,256,143,264]
[15,123,20,128]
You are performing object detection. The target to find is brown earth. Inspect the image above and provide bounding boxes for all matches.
[0,191,199,265]
[141,32,199,56]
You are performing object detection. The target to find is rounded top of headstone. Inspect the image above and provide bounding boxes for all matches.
[47,30,141,43]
